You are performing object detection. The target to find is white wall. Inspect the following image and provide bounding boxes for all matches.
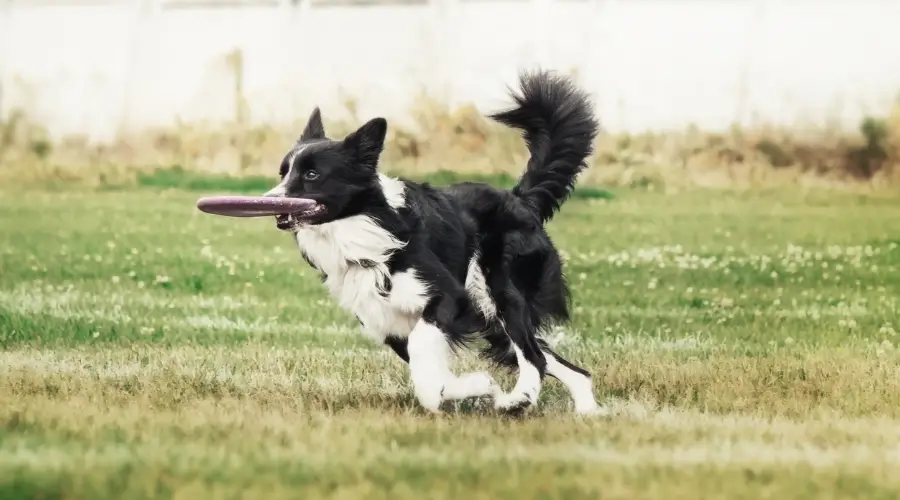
[1,0,899,143]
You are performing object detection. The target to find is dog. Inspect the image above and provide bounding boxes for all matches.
[264,70,602,415]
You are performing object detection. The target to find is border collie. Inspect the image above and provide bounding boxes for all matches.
[265,70,602,415]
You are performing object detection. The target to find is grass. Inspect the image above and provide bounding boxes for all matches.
[2,180,900,499]
[132,165,615,200]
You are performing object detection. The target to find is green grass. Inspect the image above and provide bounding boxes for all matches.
[2,181,900,499]
[133,165,616,200]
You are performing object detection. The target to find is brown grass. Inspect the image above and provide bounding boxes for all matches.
[5,345,900,499]
[1,93,900,192]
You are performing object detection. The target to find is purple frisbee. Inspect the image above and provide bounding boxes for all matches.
[196,195,318,218]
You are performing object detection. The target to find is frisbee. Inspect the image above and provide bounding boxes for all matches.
[196,195,318,218]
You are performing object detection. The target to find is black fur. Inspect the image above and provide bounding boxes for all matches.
[276,69,599,383]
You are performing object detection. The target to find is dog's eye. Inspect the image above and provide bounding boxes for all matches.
[303,170,319,181]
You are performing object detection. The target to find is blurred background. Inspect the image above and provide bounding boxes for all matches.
[1,0,899,189]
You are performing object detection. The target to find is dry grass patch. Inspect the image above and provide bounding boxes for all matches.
[3,92,900,191]
[5,350,900,499]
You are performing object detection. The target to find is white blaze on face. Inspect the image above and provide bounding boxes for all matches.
[265,144,309,198]
[264,184,287,198]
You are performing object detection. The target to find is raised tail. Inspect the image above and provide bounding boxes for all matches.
[488,70,599,223]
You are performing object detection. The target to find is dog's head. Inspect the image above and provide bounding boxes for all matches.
[265,107,388,231]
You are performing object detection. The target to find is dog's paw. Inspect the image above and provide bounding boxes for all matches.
[413,383,445,413]
[494,389,538,416]
[442,372,500,400]
[461,371,501,399]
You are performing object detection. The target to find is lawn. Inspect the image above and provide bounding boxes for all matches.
[2,183,900,499]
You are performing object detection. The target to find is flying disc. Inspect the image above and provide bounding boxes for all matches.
[196,195,318,218]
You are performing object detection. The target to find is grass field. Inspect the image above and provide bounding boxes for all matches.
[3,181,900,499]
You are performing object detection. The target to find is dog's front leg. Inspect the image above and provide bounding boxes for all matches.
[406,320,451,412]
[406,318,499,413]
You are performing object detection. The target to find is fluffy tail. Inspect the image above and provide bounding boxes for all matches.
[489,70,599,223]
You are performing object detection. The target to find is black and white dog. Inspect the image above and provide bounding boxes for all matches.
[265,70,602,415]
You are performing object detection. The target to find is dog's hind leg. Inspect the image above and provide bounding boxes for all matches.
[467,253,547,415]
[491,292,548,415]
[537,340,604,415]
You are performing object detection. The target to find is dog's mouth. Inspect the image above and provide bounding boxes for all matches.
[275,204,328,231]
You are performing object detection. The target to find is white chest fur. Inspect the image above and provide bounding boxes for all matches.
[294,214,430,341]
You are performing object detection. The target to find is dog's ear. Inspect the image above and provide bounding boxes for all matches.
[343,117,387,168]
[299,107,325,142]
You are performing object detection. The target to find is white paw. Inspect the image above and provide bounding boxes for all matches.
[441,372,500,400]
[413,383,445,413]
[464,371,501,398]
[494,388,539,414]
